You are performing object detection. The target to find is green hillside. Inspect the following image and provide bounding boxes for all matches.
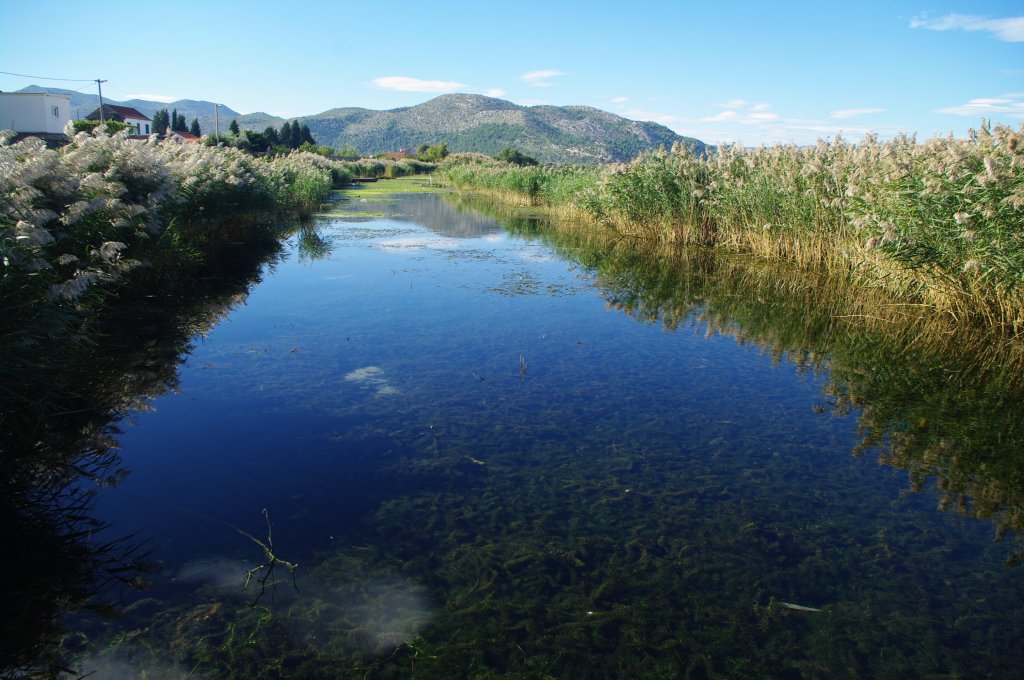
[15,87,705,163]
[265,94,705,163]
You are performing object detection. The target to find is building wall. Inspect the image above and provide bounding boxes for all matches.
[125,117,151,135]
[0,93,71,134]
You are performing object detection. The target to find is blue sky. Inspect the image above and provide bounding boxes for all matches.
[2,0,1022,146]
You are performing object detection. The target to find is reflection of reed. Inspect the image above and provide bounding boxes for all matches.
[0,232,285,673]
[462,194,1024,563]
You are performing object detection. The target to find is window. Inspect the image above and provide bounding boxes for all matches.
[51,106,59,117]
[145,124,150,134]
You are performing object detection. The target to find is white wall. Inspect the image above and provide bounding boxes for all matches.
[124,117,151,135]
[0,93,72,134]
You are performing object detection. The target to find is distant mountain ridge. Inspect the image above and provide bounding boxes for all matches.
[13,87,705,163]
[11,86,239,137]
[239,94,705,163]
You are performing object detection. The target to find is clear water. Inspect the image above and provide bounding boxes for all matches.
[69,189,1022,679]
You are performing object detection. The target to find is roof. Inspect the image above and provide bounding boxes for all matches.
[170,131,200,141]
[86,104,151,121]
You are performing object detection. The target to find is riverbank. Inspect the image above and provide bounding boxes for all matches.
[439,122,1024,336]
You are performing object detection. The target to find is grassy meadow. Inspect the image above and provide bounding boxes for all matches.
[440,122,1024,336]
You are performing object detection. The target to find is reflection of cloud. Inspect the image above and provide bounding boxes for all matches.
[522,69,567,87]
[345,366,400,397]
[336,575,432,651]
[178,558,250,589]
[910,13,1024,42]
[830,108,885,119]
[371,76,468,92]
[379,235,463,250]
[935,94,1024,118]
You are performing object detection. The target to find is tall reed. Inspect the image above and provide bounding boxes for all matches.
[438,122,1024,334]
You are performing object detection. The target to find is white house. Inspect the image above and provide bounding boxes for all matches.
[86,104,153,135]
[0,92,72,135]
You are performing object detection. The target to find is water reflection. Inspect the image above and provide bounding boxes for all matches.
[0,229,287,674]
[478,194,1024,564]
[330,190,506,238]
[7,191,1023,678]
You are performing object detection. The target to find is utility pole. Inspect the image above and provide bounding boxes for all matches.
[96,79,108,123]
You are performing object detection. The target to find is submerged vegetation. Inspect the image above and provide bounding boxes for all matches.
[54,192,1024,679]
[440,122,1024,335]
[5,118,1024,677]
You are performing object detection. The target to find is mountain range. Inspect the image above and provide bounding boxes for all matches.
[12,87,705,163]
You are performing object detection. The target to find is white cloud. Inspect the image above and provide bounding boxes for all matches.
[910,13,1024,42]
[517,99,549,106]
[521,70,567,87]
[701,101,778,125]
[371,76,468,93]
[830,107,885,119]
[935,94,1024,118]
[703,110,739,122]
[125,93,179,103]
[611,96,629,104]
[484,88,507,98]
[622,108,678,125]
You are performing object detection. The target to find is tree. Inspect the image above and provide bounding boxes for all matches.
[152,109,170,135]
[190,118,201,136]
[418,142,449,163]
[496,147,539,166]
[173,112,187,132]
[229,119,240,135]
[263,126,280,147]
[299,124,315,147]
[279,121,295,148]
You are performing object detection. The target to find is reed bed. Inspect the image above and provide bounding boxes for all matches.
[1,126,337,311]
[439,122,1024,335]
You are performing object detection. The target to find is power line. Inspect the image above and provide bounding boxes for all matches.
[0,70,95,82]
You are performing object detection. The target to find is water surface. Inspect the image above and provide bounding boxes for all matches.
[72,188,1023,679]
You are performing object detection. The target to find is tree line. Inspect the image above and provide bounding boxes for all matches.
[151,108,201,136]
[210,119,319,154]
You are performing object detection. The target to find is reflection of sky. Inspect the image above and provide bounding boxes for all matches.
[86,193,1021,676]
[341,192,507,238]
[96,193,863,567]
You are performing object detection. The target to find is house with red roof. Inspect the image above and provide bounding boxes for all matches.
[86,104,152,136]
[168,130,201,143]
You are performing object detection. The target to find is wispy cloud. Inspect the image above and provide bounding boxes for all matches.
[610,96,629,104]
[521,70,566,87]
[622,108,678,125]
[718,99,748,109]
[483,88,507,98]
[935,94,1024,118]
[125,93,179,103]
[830,107,885,119]
[371,76,468,93]
[702,101,779,124]
[910,13,1024,42]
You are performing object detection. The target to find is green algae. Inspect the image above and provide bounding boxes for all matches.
[54,193,1024,679]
